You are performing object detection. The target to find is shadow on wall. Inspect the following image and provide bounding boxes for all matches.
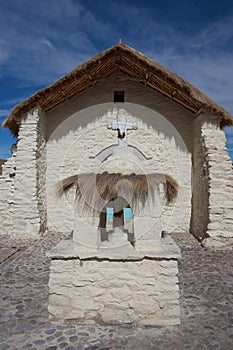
[45,78,194,154]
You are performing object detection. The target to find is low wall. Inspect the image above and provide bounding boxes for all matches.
[47,238,181,327]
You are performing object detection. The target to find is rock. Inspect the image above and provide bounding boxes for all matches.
[201,236,233,249]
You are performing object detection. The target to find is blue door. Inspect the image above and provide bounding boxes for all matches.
[123,207,134,219]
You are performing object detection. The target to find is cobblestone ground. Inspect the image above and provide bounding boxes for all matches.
[0,232,232,350]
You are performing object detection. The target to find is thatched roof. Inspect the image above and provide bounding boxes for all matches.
[2,43,232,136]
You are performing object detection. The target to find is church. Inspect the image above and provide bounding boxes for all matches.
[1,43,233,249]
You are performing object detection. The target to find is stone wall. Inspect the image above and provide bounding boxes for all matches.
[0,156,15,234]
[191,111,233,247]
[48,256,180,326]
[46,76,193,234]
[0,159,6,175]
[1,74,232,244]
[201,113,233,247]
[11,107,47,238]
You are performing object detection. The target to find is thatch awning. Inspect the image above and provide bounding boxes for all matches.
[58,171,178,213]
[2,43,233,136]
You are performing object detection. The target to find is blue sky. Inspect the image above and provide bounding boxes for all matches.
[1,0,233,159]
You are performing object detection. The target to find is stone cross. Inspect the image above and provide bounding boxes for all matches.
[107,110,138,147]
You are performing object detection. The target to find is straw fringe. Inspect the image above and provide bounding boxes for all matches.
[58,171,179,216]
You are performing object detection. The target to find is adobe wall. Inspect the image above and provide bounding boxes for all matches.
[46,77,193,235]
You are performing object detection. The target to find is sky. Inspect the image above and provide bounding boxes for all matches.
[0,0,233,159]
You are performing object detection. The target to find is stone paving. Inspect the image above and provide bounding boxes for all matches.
[0,232,232,350]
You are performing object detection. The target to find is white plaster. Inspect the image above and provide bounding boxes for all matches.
[2,72,232,247]
[47,237,181,326]
[46,80,192,235]
[10,107,47,238]
[191,111,233,247]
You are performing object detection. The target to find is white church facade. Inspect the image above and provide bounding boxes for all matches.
[1,43,233,249]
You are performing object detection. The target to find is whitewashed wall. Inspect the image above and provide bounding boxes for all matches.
[200,112,233,247]
[48,257,180,326]
[46,78,193,234]
[0,156,15,234]
[11,107,47,237]
[0,75,194,238]
[191,111,233,247]
[1,75,232,246]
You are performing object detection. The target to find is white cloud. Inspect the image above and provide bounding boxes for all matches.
[189,17,233,49]
[144,17,233,115]
[0,109,10,117]
[156,52,233,114]
[0,0,232,160]
[0,0,101,84]
[3,96,29,106]
[0,0,232,116]
[0,40,10,65]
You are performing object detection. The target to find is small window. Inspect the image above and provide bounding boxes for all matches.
[114,91,124,102]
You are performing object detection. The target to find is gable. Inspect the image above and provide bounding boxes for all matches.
[2,43,233,136]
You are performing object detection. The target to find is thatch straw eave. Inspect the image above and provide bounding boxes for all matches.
[58,172,179,216]
[2,43,233,136]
